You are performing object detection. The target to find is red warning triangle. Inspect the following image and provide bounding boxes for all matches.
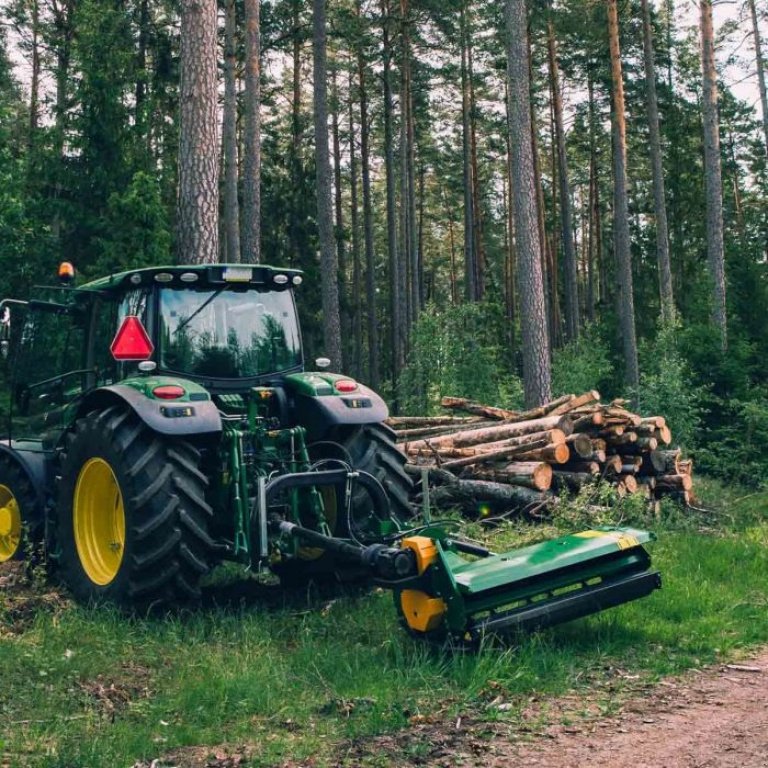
[110,316,154,361]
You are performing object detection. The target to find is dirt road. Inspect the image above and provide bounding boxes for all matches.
[340,651,768,768]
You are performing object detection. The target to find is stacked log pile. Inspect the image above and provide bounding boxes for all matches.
[388,392,694,515]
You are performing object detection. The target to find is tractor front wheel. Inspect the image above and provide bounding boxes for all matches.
[0,455,42,564]
[55,407,213,608]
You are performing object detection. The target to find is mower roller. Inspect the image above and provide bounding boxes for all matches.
[0,263,660,641]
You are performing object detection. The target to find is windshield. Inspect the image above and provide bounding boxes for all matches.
[159,287,302,378]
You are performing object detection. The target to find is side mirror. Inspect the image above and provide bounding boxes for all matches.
[0,305,11,362]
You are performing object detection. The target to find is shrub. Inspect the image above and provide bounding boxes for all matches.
[551,322,614,397]
[398,302,523,415]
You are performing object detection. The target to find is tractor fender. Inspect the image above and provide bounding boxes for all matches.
[74,384,222,438]
[0,441,49,509]
[288,385,389,441]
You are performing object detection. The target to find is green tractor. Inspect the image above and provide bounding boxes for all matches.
[0,263,661,642]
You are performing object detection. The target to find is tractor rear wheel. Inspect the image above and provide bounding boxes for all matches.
[0,455,41,563]
[54,406,213,608]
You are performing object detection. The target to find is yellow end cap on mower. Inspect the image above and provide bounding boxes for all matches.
[401,536,439,575]
[400,589,447,633]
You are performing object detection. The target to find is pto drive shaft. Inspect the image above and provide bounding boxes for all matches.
[275,521,417,581]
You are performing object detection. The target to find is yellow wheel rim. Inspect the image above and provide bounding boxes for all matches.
[0,484,22,562]
[73,458,125,586]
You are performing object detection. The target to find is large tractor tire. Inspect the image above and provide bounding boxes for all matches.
[277,422,414,585]
[54,406,213,608]
[0,454,42,564]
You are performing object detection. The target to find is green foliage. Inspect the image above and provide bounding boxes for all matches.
[636,319,704,449]
[551,322,614,397]
[398,302,523,414]
[91,171,172,276]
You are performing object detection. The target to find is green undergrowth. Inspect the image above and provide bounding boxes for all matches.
[2,479,768,767]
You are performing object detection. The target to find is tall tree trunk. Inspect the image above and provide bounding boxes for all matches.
[331,64,347,297]
[349,68,363,379]
[546,13,578,340]
[587,71,602,314]
[504,80,517,342]
[290,0,303,266]
[641,0,675,322]
[178,0,220,264]
[357,23,380,389]
[748,0,768,156]
[700,0,728,350]
[242,0,261,263]
[313,0,343,368]
[399,41,412,332]
[382,0,403,389]
[223,0,241,263]
[467,24,485,301]
[607,0,640,388]
[460,3,477,302]
[331,62,350,362]
[28,0,40,143]
[506,0,552,407]
[135,0,148,124]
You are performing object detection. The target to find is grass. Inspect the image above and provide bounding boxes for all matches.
[2,479,768,767]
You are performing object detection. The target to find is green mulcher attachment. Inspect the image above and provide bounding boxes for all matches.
[392,527,660,642]
[279,519,661,643]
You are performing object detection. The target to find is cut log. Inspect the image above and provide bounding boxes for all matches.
[566,433,594,458]
[597,425,625,438]
[440,397,519,421]
[394,421,496,441]
[429,479,551,511]
[655,474,693,492]
[438,438,551,470]
[591,438,607,452]
[604,455,623,473]
[584,449,606,463]
[404,414,574,452]
[549,390,601,415]
[607,431,637,445]
[470,461,553,491]
[574,413,604,430]
[678,458,694,476]
[655,449,681,474]
[620,464,639,474]
[560,461,600,475]
[640,450,668,475]
[387,415,482,429]
[514,443,571,464]
[619,474,639,494]
[605,407,642,427]
[472,429,567,453]
[505,394,575,423]
[640,416,666,429]
[654,426,673,445]
[551,471,597,491]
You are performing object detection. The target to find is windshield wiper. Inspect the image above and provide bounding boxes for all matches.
[174,286,229,334]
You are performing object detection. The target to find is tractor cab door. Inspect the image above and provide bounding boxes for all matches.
[8,298,89,448]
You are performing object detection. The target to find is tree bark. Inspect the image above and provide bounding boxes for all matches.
[313,0,343,369]
[700,0,728,350]
[460,2,478,302]
[382,0,404,388]
[748,0,768,157]
[242,0,261,263]
[223,0,241,263]
[546,14,578,340]
[506,0,552,407]
[348,68,363,379]
[356,20,380,390]
[607,0,640,387]
[641,0,675,322]
[178,0,220,264]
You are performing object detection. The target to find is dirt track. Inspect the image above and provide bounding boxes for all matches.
[339,651,768,768]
